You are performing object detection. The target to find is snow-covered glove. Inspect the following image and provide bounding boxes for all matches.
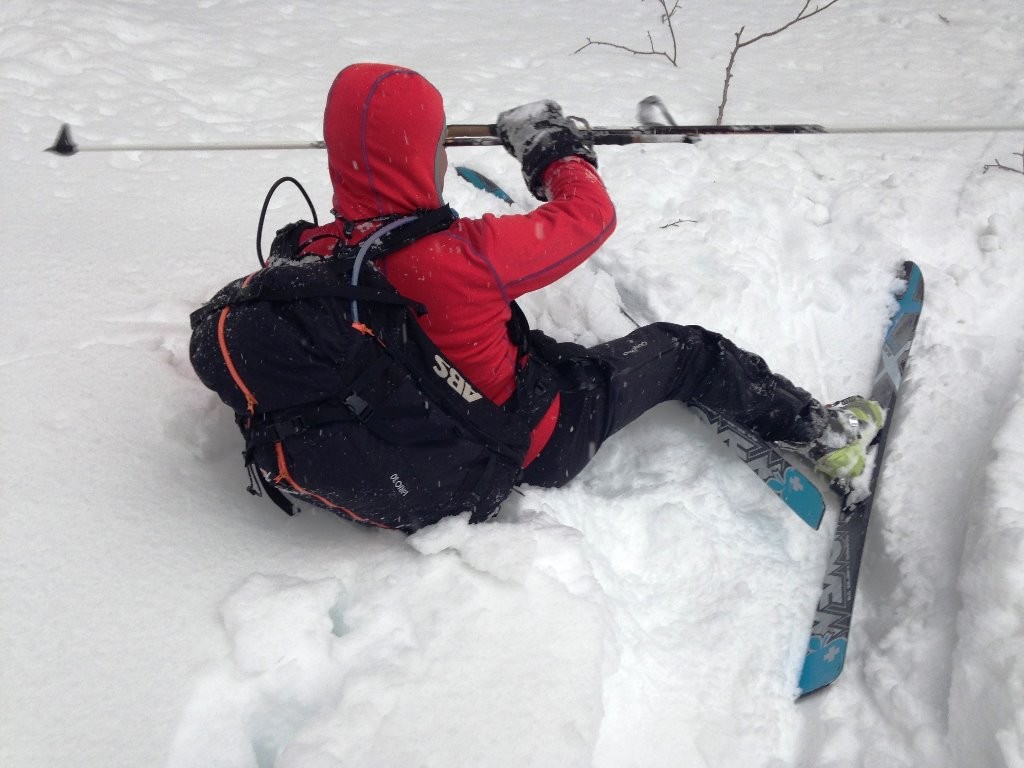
[495,100,598,201]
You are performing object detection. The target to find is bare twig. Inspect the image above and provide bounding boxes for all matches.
[718,26,746,126]
[983,147,1024,176]
[575,0,681,67]
[717,1,842,125]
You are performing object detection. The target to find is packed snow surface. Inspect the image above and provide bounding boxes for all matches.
[2,1,1023,766]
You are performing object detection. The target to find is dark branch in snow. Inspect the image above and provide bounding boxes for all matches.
[983,147,1024,176]
[574,0,681,67]
[717,1,843,125]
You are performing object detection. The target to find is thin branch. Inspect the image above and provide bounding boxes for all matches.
[738,0,841,50]
[575,0,681,67]
[983,147,1024,176]
[660,0,680,63]
[717,1,842,125]
[717,27,746,126]
[574,35,676,66]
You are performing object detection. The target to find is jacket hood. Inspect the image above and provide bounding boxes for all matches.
[323,63,447,221]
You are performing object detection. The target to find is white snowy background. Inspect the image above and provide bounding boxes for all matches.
[2,1,1023,766]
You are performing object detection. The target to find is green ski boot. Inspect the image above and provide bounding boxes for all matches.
[791,396,885,482]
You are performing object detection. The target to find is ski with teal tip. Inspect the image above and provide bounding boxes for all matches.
[797,260,924,697]
[689,402,825,530]
[455,166,514,205]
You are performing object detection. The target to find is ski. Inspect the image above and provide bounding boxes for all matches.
[455,165,514,205]
[689,402,825,530]
[797,260,924,697]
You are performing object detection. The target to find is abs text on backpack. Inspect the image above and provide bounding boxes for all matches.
[188,213,555,532]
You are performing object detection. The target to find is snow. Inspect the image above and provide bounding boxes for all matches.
[2,1,1023,766]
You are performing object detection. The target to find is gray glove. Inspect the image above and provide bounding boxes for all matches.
[495,100,598,201]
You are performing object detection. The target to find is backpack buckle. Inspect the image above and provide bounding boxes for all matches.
[344,393,372,421]
[270,414,309,440]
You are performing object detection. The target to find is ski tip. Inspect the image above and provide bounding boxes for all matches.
[455,165,514,205]
[797,635,847,699]
[796,677,836,701]
[46,123,78,156]
[899,260,925,297]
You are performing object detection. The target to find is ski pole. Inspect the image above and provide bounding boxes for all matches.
[443,121,1024,147]
[47,120,1024,156]
[45,124,326,156]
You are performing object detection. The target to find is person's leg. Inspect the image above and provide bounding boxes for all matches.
[522,323,821,488]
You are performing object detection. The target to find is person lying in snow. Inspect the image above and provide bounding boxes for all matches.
[190,62,882,531]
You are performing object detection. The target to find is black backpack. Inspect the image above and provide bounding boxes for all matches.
[189,208,556,532]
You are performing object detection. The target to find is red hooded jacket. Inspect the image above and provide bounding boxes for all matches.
[297,64,617,465]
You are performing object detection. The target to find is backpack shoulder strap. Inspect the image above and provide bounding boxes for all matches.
[269,219,316,263]
[188,261,424,330]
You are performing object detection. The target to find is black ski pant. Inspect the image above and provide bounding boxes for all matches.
[522,323,819,488]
